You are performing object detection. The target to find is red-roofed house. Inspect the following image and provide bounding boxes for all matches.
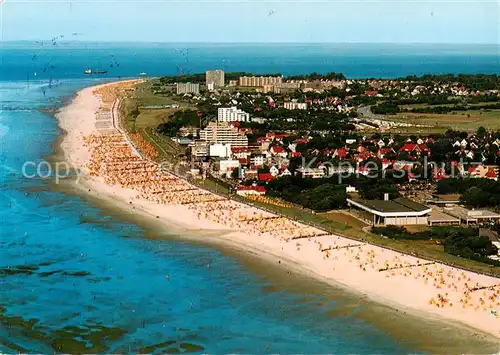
[270,145,288,157]
[266,132,289,141]
[333,148,349,160]
[294,137,309,144]
[468,165,498,181]
[486,168,498,181]
[231,146,251,159]
[378,147,395,159]
[398,143,430,157]
[236,185,267,196]
[433,167,449,181]
[258,173,274,182]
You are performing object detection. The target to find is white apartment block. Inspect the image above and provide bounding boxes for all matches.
[239,76,283,87]
[200,122,248,147]
[295,167,326,179]
[217,107,250,122]
[283,102,307,110]
[206,70,225,87]
[209,144,232,158]
[176,82,200,95]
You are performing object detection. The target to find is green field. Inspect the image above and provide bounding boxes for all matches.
[386,109,500,133]
[121,79,196,132]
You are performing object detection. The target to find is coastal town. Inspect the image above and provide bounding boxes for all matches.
[121,71,500,266]
[53,75,500,341]
[51,69,500,342]
[5,0,500,352]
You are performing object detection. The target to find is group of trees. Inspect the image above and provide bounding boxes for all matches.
[436,178,500,208]
[371,102,400,115]
[372,226,499,266]
[265,176,347,212]
[157,110,202,136]
[287,72,346,81]
[263,173,402,212]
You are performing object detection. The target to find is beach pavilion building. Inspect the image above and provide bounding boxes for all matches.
[346,194,432,226]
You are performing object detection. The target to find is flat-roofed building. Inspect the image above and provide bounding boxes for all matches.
[347,195,431,226]
[176,82,200,95]
[206,69,225,87]
[218,107,250,122]
[442,207,500,226]
[428,209,461,226]
[239,76,283,87]
[256,84,280,93]
[200,122,248,147]
[209,143,231,158]
[189,140,209,158]
[295,167,326,179]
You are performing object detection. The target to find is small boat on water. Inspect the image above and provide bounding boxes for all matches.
[139,72,147,76]
[84,68,108,75]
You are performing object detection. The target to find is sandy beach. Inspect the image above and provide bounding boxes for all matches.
[55,80,500,342]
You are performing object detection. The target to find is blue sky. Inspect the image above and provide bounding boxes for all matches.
[1,0,499,43]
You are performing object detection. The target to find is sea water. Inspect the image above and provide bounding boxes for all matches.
[1,42,499,81]
[0,43,498,353]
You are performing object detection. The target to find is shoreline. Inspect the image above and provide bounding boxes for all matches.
[53,80,500,347]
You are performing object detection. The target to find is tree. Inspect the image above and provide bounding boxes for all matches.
[436,180,457,194]
[477,126,487,138]
[462,186,489,207]
[230,167,242,180]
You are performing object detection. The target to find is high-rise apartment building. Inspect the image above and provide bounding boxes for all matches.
[200,122,248,147]
[205,70,225,87]
[239,76,283,87]
[176,82,200,95]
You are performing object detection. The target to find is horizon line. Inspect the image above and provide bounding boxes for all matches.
[2,40,499,46]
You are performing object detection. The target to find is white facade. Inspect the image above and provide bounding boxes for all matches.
[295,167,326,179]
[218,107,250,122]
[239,76,283,87]
[209,144,232,158]
[283,102,307,110]
[176,82,200,95]
[250,155,265,166]
[200,122,248,147]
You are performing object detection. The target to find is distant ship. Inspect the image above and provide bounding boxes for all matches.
[139,72,147,76]
[84,68,108,75]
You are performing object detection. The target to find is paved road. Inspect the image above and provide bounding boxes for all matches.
[357,105,385,121]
